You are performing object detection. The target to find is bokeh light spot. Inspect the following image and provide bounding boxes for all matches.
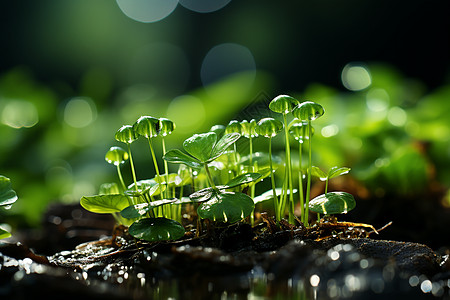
[201,43,256,87]
[342,63,371,91]
[387,106,407,127]
[179,0,232,13]
[366,88,390,112]
[1,100,39,129]
[64,97,97,128]
[321,124,339,138]
[167,95,205,133]
[116,0,178,23]
[310,274,320,287]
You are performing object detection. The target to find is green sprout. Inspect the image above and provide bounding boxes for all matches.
[292,101,324,226]
[288,120,314,224]
[269,95,299,224]
[79,94,360,244]
[0,175,18,239]
[164,132,260,223]
[115,125,139,193]
[255,117,283,221]
[105,146,129,191]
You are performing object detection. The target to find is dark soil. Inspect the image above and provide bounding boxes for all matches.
[1,205,449,300]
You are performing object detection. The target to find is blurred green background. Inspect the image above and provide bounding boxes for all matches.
[0,0,449,237]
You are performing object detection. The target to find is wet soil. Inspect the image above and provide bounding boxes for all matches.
[1,208,450,300]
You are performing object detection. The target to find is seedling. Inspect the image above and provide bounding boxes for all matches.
[164,132,261,223]
[292,101,324,226]
[105,146,129,191]
[0,175,18,239]
[269,95,299,224]
[80,94,364,244]
[289,120,314,223]
[255,117,284,221]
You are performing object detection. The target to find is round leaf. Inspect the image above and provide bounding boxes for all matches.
[292,101,324,121]
[225,120,242,134]
[80,194,131,214]
[328,167,351,179]
[240,119,258,138]
[256,117,283,138]
[115,125,138,144]
[0,176,18,207]
[120,199,177,219]
[269,95,299,114]
[159,118,175,137]
[288,120,314,142]
[127,179,165,197]
[134,116,160,138]
[105,146,128,166]
[183,132,217,163]
[197,191,255,223]
[128,217,185,242]
[308,192,356,215]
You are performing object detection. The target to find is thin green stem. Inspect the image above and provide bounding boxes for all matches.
[161,137,170,195]
[233,143,239,175]
[304,121,312,227]
[269,138,280,221]
[283,114,295,224]
[298,142,305,224]
[148,138,163,197]
[325,178,329,194]
[204,163,216,189]
[127,144,138,192]
[116,165,127,191]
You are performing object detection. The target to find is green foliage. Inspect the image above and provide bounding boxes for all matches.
[0,175,18,239]
[128,218,185,242]
[80,194,130,214]
[105,146,128,166]
[309,192,356,215]
[197,191,254,223]
[0,176,18,207]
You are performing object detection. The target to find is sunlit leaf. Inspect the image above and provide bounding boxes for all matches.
[0,227,11,239]
[225,120,242,134]
[105,146,128,166]
[127,179,165,197]
[163,149,203,169]
[189,187,217,203]
[256,117,283,138]
[311,166,328,181]
[115,125,138,144]
[269,95,299,114]
[128,217,185,242]
[209,132,241,162]
[197,191,255,223]
[80,194,131,214]
[292,101,324,121]
[159,118,175,137]
[0,176,18,207]
[328,167,351,179]
[183,132,217,163]
[134,116,160,138]
[225,172,261,188]
[254,188,298,204]
[308,192,356,215]
[99,182,121,195]
[120,199,177,219]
